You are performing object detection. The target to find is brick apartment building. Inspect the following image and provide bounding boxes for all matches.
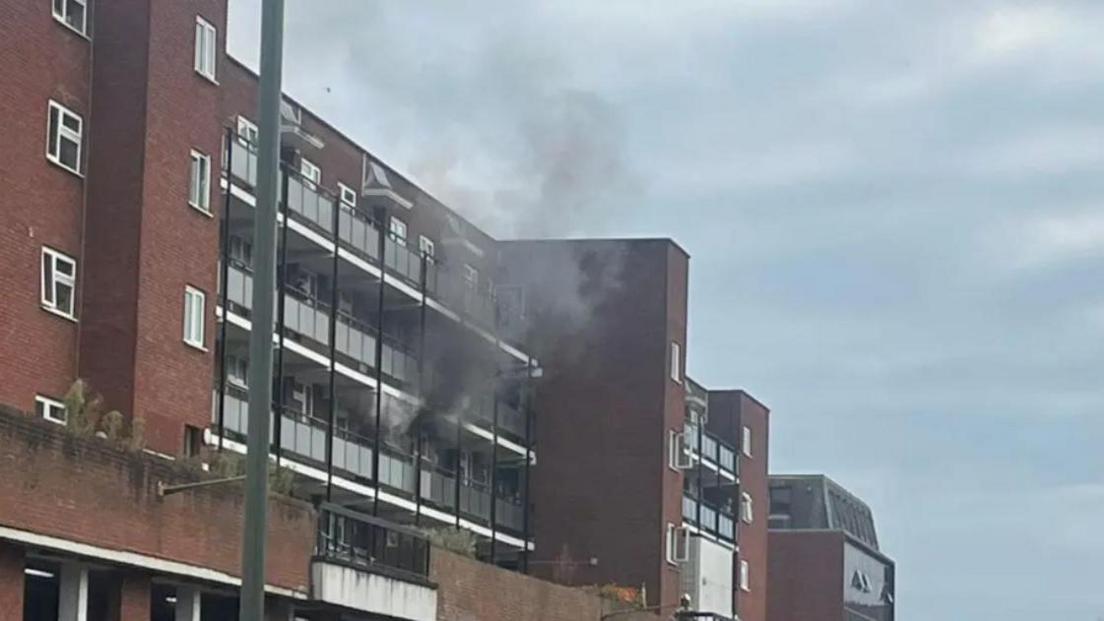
[0,1,775,620]
[766,475,896,621]
[499,240,772,621]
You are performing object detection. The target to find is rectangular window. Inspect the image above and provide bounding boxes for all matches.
[46,100,83,175]
[418,235,435,259]
[463,264,479,290]
[739,559,750,592]
[666,523,689,564]
[300,157,321,186]
[670,342,681,383]
[237,116,259,145]
[389,217,408,246]
[742,425,753,457]
[41,247,77,319]
[183,425,203,458]
[183,286,206,349]
[741,492,754,524]
[668,429,691,470]
[339,183,357,208]
[35,395,67,425]
[229,235,253,266]
[188,150,211,212]
[226,356,249,388]
[194,16,217,81]
[52,0,88,35]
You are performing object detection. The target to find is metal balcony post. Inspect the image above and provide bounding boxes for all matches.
[216,127,234,451]
[371,206,387,516]
[326,196,340,501]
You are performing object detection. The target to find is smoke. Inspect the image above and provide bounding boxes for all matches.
[410,88,640,240]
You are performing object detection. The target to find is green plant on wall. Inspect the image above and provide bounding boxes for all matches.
[61,379,145,451]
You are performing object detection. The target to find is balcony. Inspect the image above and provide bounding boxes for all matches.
[223,260,420,389]
[684,423,738,477]
[312,504,437,621]
[682,494,736,544]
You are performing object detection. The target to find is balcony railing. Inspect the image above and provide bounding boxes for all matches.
[684,423,738,476]
[223,261,420,389]
[316,503,430,581]
[682,493,736,543]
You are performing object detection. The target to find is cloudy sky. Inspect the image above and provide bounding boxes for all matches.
[228,1,1104,618]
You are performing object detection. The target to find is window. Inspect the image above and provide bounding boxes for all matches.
[237,116,258,145]
[742,425,752,457]
[668,429,691,470]
[188,150,211,213]
[183,425,203,458]
[289,380,313,416]
[339,183,357,208]
[35,395,67,425]
[52,0,88,35]
[183,286,206,349]
[226,355,248,388]
[739,559,750,592]
[418,235,435,260]
[300,157,321,187]
[41,247,77,319]
[46,101,83,175]
[194,16,217,81]
[463,264,479,290]
[389,217,407,246]
[229,236,253,265]
[741,492,754,523]
[670,341,681,383]
[666,523,689,564]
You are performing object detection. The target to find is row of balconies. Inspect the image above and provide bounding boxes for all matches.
[684,422,738,475]
[216,385,526,534]
[225,138,503,333]
[223,259,421,390]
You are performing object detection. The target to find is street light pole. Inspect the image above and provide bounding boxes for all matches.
[239,0,285,620]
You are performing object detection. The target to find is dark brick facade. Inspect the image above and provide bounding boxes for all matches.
[767,531,845,621]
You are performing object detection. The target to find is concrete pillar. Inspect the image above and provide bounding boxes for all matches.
[59,563,89,621]
[0,543,25,621]
[174,587,200,621]
[116,573,150,621]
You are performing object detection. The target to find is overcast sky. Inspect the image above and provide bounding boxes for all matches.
[228,2,1104,618]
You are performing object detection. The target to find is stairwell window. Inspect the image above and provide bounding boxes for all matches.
[183,286,206,349]
[742,425,753,457]
[46,100,83,175]
[52,0,88,36]
[194,16,217,82]
[41,247,77,319]
[739,559,751,592]
[741,492,754,524]
[188,149,211,213]
[35,395,67,425]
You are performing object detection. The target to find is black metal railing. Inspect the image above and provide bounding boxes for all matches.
[684,423,738,476]
[316,503,430,581]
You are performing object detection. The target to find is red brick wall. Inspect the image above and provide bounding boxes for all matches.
[117,572,151,621]
[432,549,603,621]
[0,0,91,413]
[767,531,843,621]
[0,542,25,621]
[0,408,314,592]
[499,239,688,609]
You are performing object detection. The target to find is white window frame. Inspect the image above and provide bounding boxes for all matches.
[670,341,682,383]
[389,217,408,246]
[338,183,357,208]
[35,395,67,425]
[668,429,691,470]
[183,286,207,350]
[194,16,218,82]
[52,0,88,36]
[742,425,753,457]
[237,116,259,145]
[463,264,479,289]
[418,235,435,260]
[666,523,689,564]
[741,492,754,524]
[46,100,83,176]
[300,157,321,187]
[189,149,212,214]
[41,246,77,320]
[739,559,751,592]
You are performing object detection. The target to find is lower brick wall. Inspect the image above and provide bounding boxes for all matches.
[432,550,603,621]
[0,406,315,593]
